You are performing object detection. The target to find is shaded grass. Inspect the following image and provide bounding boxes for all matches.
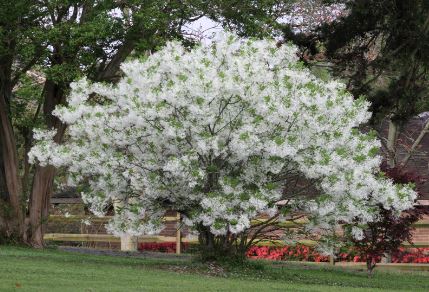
[0,246,428,291]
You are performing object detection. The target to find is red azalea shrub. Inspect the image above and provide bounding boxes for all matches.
[246,244,330,262]
[246,244,429,264]
[392,247,429,263]
[138,242,189,253]
[139,241,429,264]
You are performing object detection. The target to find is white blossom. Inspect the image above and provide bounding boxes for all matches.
[29,33,417,238]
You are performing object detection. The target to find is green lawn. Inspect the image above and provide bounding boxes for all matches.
[0,246,428,291]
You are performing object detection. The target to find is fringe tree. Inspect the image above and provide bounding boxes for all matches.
[30,34,416,258]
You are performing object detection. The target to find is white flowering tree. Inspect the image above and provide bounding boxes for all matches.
[30,33,416,258]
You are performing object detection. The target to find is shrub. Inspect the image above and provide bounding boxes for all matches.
[246,244,429,264]
[392,247,429,264]
[30,33,416,260]
[246,244,329,262]
[345,206,427,276]
[345,166,427,276]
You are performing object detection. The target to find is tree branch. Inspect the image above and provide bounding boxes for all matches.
[400,118,429,168]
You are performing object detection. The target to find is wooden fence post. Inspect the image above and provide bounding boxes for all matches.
[176,212,181,255]
[329,255,335,266]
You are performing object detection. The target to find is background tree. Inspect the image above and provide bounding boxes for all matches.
[321,0,429,121]
[279,0,429,182]
[321,0,429,171]
[0,0,44,243]
[283,0,429,122]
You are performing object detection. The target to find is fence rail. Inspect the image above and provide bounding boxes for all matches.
[44,215,429,251]
[43,233,198,243]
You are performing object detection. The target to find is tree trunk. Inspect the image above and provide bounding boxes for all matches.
[27,166,56,247]
[197,225,245,261]
[386,119,398,168]
[27,80,66,247]
[197,226,217,260]
[0,81,24,241]
[366,258,376,277]
[0,140,9,241]
[20,127,33,196]
[401,119,429,168]
[112,198,138,251]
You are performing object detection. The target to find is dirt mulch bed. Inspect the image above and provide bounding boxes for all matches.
[58,246,193,261]
[58,246,229,276]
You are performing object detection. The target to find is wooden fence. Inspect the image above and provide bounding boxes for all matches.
[44,214,429,255]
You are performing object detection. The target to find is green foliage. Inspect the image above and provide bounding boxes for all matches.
[322,0,429,122]
[11,75,44,130]
[198,0,287,38]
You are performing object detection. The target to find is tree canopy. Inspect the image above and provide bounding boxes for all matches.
[319,0,429,121]
[30,34,416,256]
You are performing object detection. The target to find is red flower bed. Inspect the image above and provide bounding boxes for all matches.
[246,244,329,262]
[139,242,429,263]
[246,245,429,264]
[138,242,189,253]
[392,247,429,263]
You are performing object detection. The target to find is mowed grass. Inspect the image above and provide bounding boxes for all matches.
[1,246,428,292]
